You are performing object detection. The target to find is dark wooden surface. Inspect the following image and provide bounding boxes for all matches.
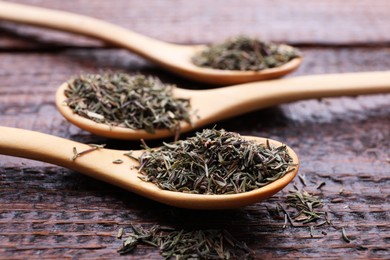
[1,0,389,259]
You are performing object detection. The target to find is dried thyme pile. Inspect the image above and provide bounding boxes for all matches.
[276,186,329,229]
[271,184,352,243]
[192,36,300,71]
[286,187,325,224]
[64,73,191,134]
[118,225,254,259]
[136,128,295,194]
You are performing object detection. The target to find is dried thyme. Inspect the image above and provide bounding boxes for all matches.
[117,227,124,239]
[118,225,254,259]
[64,73,192,134]
[71,144,106,160]
[341,227,351,243]
[112,159,124,164]
[286,187,324,224]
[192,36,301,71]
[137,128,295,194]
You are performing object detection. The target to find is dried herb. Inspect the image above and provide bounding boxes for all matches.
[118,225,254,259]
[192,36,301,71]
[286,187,324,224]
[117,227,124,239]
[64,73,192,134]
[309,226,315,238]
[277,186,351,242]
[112,159,124,164]
[137,128,295,194]
[298,174,307,186]
[341,227,351,243]
[316,181,326,190]
[71,144,106,160]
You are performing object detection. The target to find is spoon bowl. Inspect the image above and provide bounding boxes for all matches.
[0,126,299,209]
[0,1,302,85]
[56,71,390,140]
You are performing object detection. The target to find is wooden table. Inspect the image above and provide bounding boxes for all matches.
[1,0,389,258]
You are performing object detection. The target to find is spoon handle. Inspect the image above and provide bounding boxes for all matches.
[0,126,91,169]
[272,70,390,98]
[198,71,390,122]
[0,1,172,58]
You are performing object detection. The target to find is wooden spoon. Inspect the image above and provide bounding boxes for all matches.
[0,126,299,209]
[56,71,390,140]
[0,1,301,85]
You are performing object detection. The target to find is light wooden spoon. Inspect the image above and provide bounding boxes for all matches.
[0,1,301,85]
[56,71,390,140]
[0,126,299,209]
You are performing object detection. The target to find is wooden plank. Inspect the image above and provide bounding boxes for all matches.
[0,0,390,49]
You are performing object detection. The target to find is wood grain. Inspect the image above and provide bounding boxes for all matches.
[0,0,389,259]
[1,0,390,46]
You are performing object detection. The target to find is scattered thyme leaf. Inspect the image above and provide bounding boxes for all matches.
[71,144,106,161]
[342,227,351,243]
[117,228,124,239]
[112,159,124,164]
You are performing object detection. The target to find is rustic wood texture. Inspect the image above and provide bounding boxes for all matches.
[0,0,389,259]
